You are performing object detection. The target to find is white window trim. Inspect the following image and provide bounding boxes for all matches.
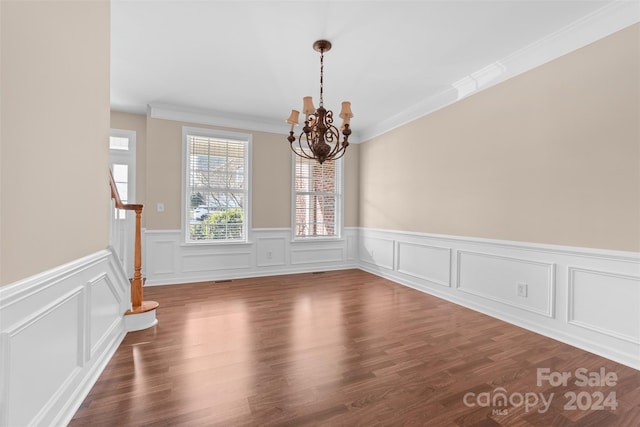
[110,128,136,204]
[290,153,344,242]
[181,126,252,245]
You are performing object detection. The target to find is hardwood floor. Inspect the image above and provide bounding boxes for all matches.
[70,270,640,426]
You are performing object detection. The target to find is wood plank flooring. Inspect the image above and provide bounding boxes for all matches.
[70,270,640,426]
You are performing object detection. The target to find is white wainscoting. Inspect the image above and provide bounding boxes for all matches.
[144,227,359,285]
[568,267,640,345]
[0,249,130,427]
[457,251,555,317]
[358,228,640,370]
[6,228,635,426]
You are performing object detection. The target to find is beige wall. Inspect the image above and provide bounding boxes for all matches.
[136,116,360,231]
[360,24,640,252]
[1,1,111,285]
[343,143,360,227]
[145,118,292,230]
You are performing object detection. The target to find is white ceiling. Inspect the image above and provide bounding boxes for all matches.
[111,0,638,142]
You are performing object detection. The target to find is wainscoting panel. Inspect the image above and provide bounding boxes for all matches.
[290,247,344,265]
[182,251,252,273]
[396,241,451,287]
[358,228,640,370]
[256,236,287,267]
[346,233,358,261]
[149,240,176,275]
[359,236,395,270]
[3,289,83,427]
[88,273,124,358]
[568,267,640,344]
[457,251,555,317]
[144,228,359,285]
[0,249,129,427]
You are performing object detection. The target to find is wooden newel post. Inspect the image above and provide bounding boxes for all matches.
[131,205,144,309]
[124,202,158,318]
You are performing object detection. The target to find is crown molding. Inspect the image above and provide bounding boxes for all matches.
[358,0,640,143]
[147,103,362,143]
[147,103,285,135]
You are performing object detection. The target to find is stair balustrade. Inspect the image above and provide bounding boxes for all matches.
[109,169,158,317]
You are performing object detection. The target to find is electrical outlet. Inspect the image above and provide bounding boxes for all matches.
[517,282,528,297]
[267,251,273,260]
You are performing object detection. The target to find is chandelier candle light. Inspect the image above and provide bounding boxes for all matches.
[286,40,353,164]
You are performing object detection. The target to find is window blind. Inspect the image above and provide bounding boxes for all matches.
[186,134,248,242]
[294,156,341,238]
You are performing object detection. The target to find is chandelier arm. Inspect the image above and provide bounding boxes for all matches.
[323,110,334,134]
[330,148,348,162]
[326,140,348,161]
[332,138,350,160]
[326,109,333,124]
[289,129,315,159]
[292,146,315,161]
[324,125,341,151]
[290,145,316,161]
[299,115,318,158]
[325,146,348,162]
[294,133,317,160]
[305,114,318,133]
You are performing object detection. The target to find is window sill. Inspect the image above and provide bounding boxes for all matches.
[181,240,253,247]
[291,237,345,244]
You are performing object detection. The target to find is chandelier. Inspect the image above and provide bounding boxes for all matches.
[286,40,353,164]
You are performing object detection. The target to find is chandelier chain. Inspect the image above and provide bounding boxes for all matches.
[319,48,324,108]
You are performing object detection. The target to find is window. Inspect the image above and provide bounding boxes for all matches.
[183,127,251,243]
[110,129,136,219]
[293,155,342,239]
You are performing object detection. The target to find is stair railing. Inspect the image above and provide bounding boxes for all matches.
[109,169,145,309]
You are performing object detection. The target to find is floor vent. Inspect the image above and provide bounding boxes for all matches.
[215,279,232,283]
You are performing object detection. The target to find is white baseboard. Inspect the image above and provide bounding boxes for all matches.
[358,227,640,370]
[0,249,130,427]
